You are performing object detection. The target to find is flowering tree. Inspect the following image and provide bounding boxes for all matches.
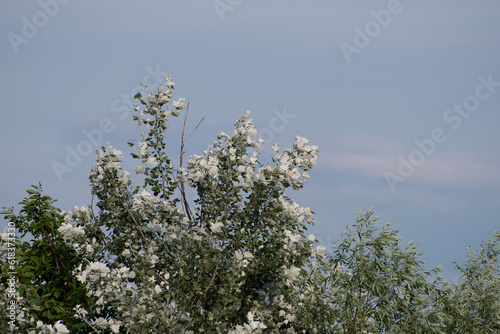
[2,76,324,333]
[1,75,499,333]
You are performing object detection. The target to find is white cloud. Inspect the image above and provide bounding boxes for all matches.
[320,133,405,178]
[328,133,406,155]
[332,184,467,211]
[321,152,395,178]
[321,133,500,189]
[409,152,500,188]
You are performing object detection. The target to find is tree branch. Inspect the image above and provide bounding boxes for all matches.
[178,101,205,222]
[114,190,148,246]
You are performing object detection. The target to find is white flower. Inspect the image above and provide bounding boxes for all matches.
[79,206,91,219]
[279,164,288,172]
[73,226,85,235]
[173,97,186,110]
[210,221,224,233]
[135,165,145,174]
[89,262,110,274]
[139,189,153,200]
[165,76,175,89]
[234,250,254,270]
[54,321,70,334]
[247,311,267,330]
[160,93,171,104]
[121,171,131,185]
[290,167,301,179]
[243,251,254,260]
[304,207,313,219]
[191,235,202,242]
[314,245,326,259]
[58,223,85,239]
[307,234,317,242]
[121,249,131,257]
[95,317,108,328]
[284,230,300,244]
[247,124,257,138]
[111,324,121,333]
[295,135,309,148]
[147,156,158,166]
[138,141,147,156]
[58,223,72,238]
[0,228,11,242]
[234,250,243,261]
[284,266,300,280]
[119,267,130,274]
[86,244,94,255]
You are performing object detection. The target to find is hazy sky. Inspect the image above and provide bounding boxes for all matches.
[1,0,499,281]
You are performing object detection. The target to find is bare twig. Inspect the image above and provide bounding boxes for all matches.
[180,101,190,150]
[43,228,60,270]
[178,102,205,222]
[179,102,193,221]
[184,116,206,145]
[203,252,223,295]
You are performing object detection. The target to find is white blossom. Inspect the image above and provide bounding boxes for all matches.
[94,317,108,328]
[164,75,175,88]
[147,156,158,166]
[313,245,326,259]
[54,321,70,334]
[121,249,131,257]
[210,221,224,233]
[284,266,301,280]
[110,324,121,333]
[173,97,186,110]
[135,164,145,174]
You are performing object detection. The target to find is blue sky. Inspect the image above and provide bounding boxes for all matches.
[1,0,499,281]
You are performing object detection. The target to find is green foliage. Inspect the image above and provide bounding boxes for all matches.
[0,184,91,332]
[319,208,444,333]
[440,231,500,333]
